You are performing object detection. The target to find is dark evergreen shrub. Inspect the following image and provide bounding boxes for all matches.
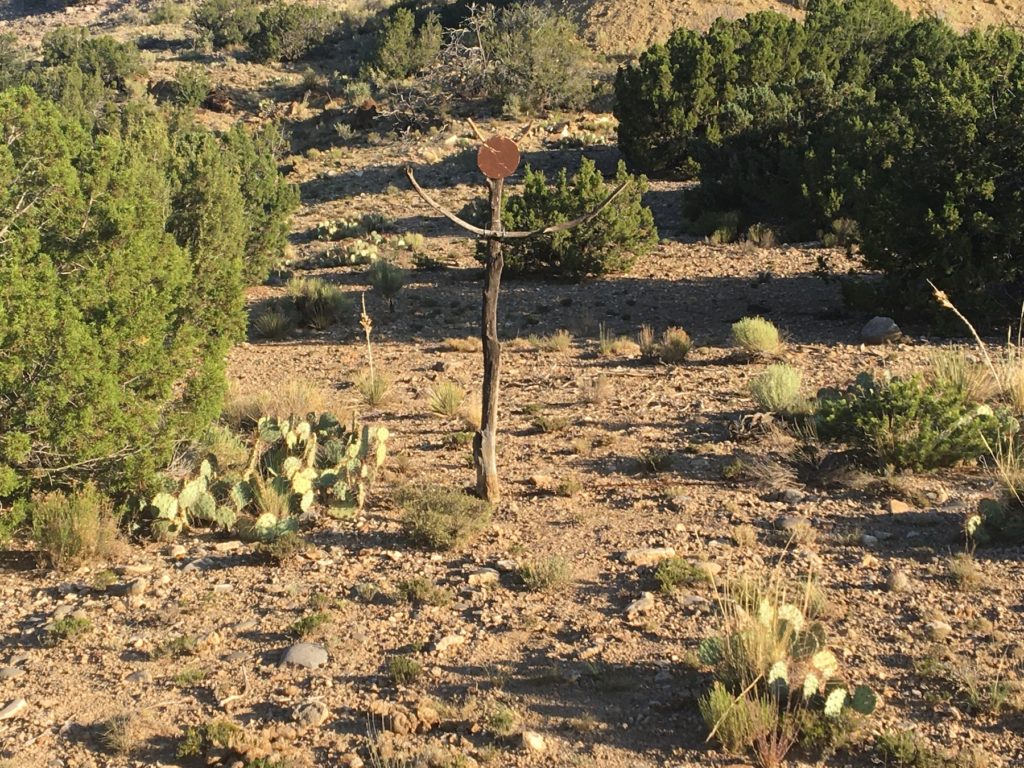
[485,158,657,278]
[370,8,442,80]
[248,2,337,63]
[193,0,261,48]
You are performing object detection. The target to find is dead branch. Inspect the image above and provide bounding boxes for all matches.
[405,166,629,240]
[467,117,487,142]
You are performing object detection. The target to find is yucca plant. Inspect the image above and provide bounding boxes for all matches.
[288,277,352,329]
[368,260,405,311]
[251,305,296,340]
[428,380,465,418]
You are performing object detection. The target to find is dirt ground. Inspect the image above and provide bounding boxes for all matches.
[2,2,1024,768]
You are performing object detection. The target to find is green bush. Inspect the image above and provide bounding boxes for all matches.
[815,373,1018,471]
[749,364,804,414]
[370,8,442,80]
[398,485,491,550]
[614,0,1024,314]
[193,0,261,48]
[0,76,292,500]
[248,2,337,63]
[222,122,299,284]
[41,27,145,91]
[488,158,657,278]
[172,63,211,107]
[0,34,26,91]
[732,316,782,357]
[481,3,592,113]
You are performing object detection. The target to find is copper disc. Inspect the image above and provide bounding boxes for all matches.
[477,136,521,180]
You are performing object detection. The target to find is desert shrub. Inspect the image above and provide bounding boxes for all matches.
[398,485,491,550]
[41,27,144,91]
[733,317,782,357]
[655,557,710,593]
[370,8,442,80]
[528,329,573,353]
[193,0,261,48]
[287,277,352,329]
[815,373,1018,471]
[428,381,465,418]
[0,88,254,498]
[615,0,1024,315]
[750,364,804,414]
[149,1,191,25]
[31,484,122,569]
[480,3,592,113]
[388,655,423,684]
[491,158,657,278]
[172,63,211,107]
[250,304,297,340]
[699,571,875,765]
[223,122,299,285]
[367,260,405,311]
[657,327,693,363]
[0,34,26,91]
[248,2,338,63]
[518,556,573,591]
[926,348,999,406]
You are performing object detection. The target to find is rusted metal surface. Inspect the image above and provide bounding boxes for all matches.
[477,136,521,180]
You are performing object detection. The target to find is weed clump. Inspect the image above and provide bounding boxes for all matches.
[749,364,805,415]
[732,317,782,357]
[398,485,491,550]
[31,484,122,570]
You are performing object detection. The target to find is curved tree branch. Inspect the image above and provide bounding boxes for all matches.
[405,166,629,240]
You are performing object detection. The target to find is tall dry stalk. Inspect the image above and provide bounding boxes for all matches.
[360,292,375,382]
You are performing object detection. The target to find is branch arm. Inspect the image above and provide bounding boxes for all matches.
[406,168,630,241]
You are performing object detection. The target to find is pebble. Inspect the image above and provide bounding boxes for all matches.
[167,544,188,560]
[467,568,499,587]
[126,670,152,685]
[622,547,676,567]
[280,643,329,669]
[225,650,248,664]
[626,592,656,616]
[0,667,25,681]
[925,620,953,642]
[494,559,517,573]
[434,634,465,653]
[888,499,914,514]
[861,534,879,547]
[861,316,901,344]
[694,561,722,579]
[213,541,243,553]
[0,698,27,720]
[886,570,912,593]
[522,730,546,752]
[776,515,809,532]
[293,700,330,728]
[782,489,805,505]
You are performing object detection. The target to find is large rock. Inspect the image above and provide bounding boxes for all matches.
[622,547,676,567]
[280,643,328,669]
[861,316,901,345]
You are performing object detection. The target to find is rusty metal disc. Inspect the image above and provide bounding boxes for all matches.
[477,136,521,180]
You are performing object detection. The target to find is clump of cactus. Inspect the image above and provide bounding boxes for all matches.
[146,413,389,538]
[698,575,876,761]
[316,217,362,241]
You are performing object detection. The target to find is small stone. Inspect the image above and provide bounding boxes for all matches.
[861,316,901,344]
[342,755,365,768]
[886,570,912,593]
[126,578,149,597]
[777,515,808,532]
[622,547,676,567]
[225,651,248,664]
[626,592,656,616]
[782,489,806,505]
[0,667,25,681]
[434,634,465,653]
[213,541,243,553]
[293,700,330,728]
[167,544,187,560]
[861,534,879,547]
[694,561,722,579]
[280,643,328,669]
[522,730,546,752]
[925,620,953,642]
[0,698,27,721]
[126,670,152,685]
[888,499,913,514]
[494,559,517,573]
[467,568,500,587]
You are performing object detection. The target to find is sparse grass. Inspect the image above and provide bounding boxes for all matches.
[291,611,332,638]
[875,730,985,768]
[440,336,482,353]
[99,710,150,756]
[655,557,710,593]
[177,719,241,759]
[579,374,611,404]
[396,577,451,606]
[927,348,999,405]
[355,369,393,406]
[368,260,405,311]
[518,556,573,591]
[732,524,758,548]
[429,380,465,418]
[528,329,573,353]
[287,276,353,330]
[397,485,491,550]
[460,393,482,431]
[223,379,339,428]
[150,634,199,659]
[946,552,981,591]
[599,323,637,356]
[172,665,207,687]
[251,305,297,340]
[531,413,570,433]
[46,615,92,646]
[255,530,308,563]
[636,448,673,473]
[638,324,657,359]
[657,326,693,363]
[555,476,582,497]
[92,569,118,590]
[388,655,423,685]
[749,364,804,414]
[732,316,782,357]
[32,484,122,570]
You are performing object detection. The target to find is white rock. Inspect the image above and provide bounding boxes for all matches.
[434,634,465,653]
[522,730,546,752]
[0,698,27,721]
[467,568,500,587]
[861,316,901,344]
[626,592,656,616]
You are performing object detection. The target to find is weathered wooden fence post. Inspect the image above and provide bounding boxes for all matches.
[406,122,627,502]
